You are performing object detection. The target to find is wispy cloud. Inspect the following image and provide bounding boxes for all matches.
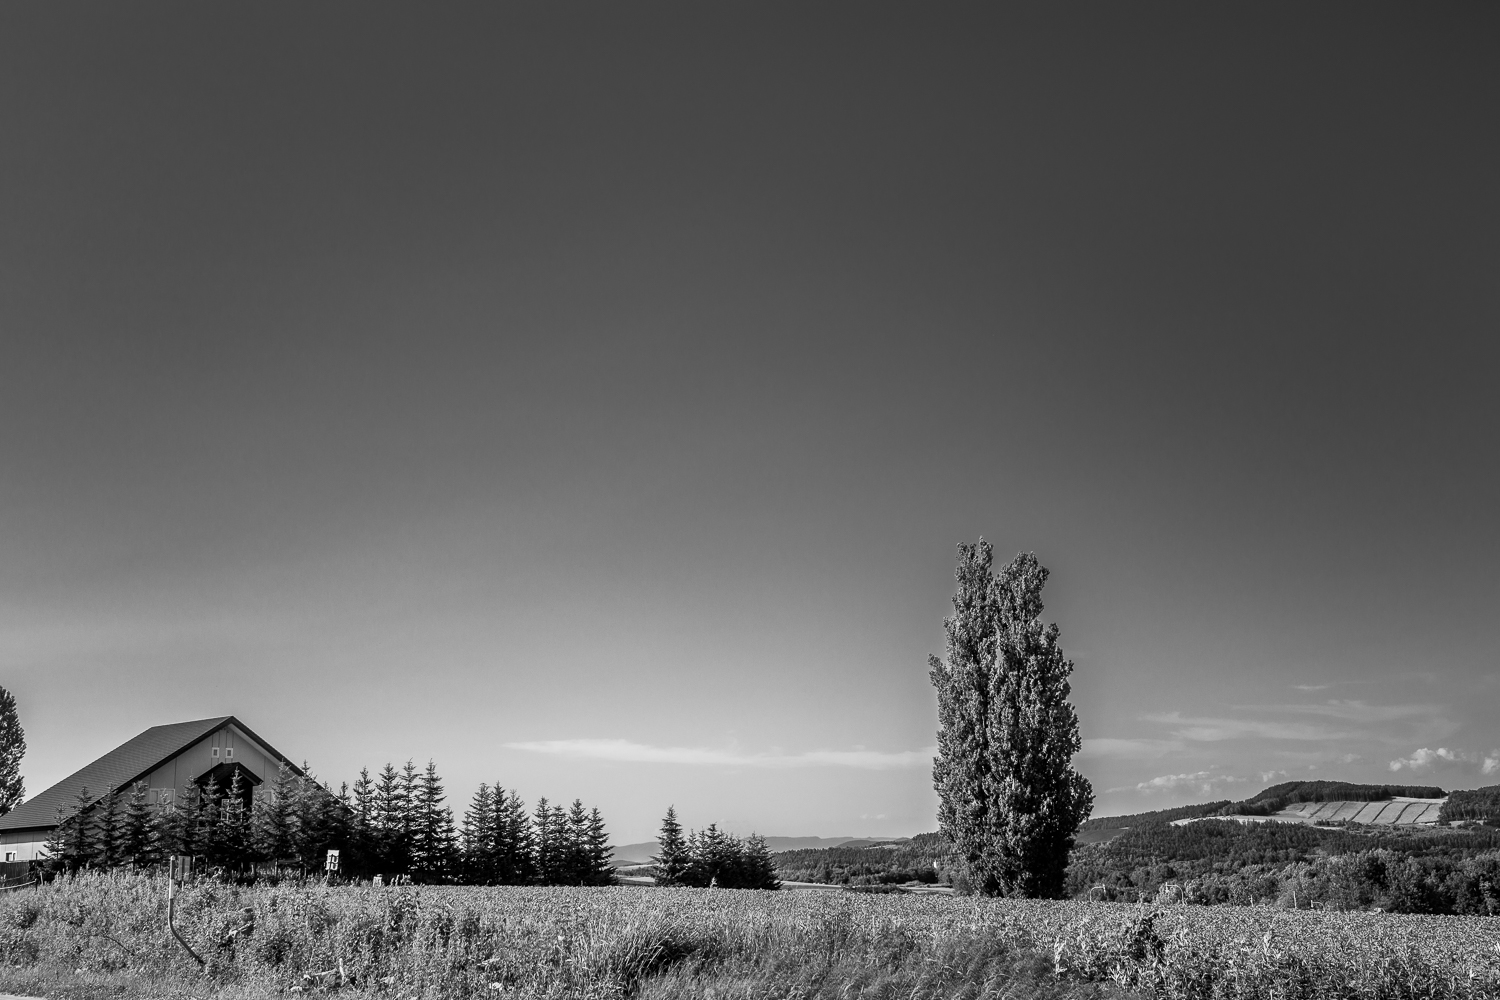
[1293,684,1331,692]
[1259,769,1289,782]
[1142,701,1457,747]
[504,738,934,770]
[1388,747,1500,776]
[1109,770,1247,795]
[1142,712,1348,742]
[1079,737,1185,760]
[1276,700,1445,724]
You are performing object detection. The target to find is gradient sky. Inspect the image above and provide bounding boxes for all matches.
[2,4,1497,844]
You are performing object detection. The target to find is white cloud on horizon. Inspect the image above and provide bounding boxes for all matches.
[1142,701,1457,748]
[1293,684,1331,692]
[1109,770,1247,795]
[1079,737,1186,759]
[1142,712,1349,743]
[1276,700,1446,724]
[504,738,935,770]
[1389,747,1500,776]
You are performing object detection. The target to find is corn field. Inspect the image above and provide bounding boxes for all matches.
[1,871,1497,999]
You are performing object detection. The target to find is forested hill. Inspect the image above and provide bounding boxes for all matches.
[1440,785,1500,825]
[773,832,950,886]
[1079,780,1450,836]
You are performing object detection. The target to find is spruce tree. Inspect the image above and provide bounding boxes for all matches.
[929,541,1094,897]
[291,774,333,870]
[460,783,496,883]
[0,686,24,817]
[218,770,253,870]
[152,784,196,860]
[547,803,568,883]
[198,778,225,865]
[119,781,156,867]
[741,834,781,890]
[54,787,99,869]
[411,761,450,882]
[65,791,99,869]
[93,787,120,869]
[350,768,376,875]
[532,797,556,883]
[374,763,407,875]
[703,825,743,887]
[496,789,536,884]
[652,806,690,887]
[252,763,297,864]
[585,807,614,886]
[563,799,592,885]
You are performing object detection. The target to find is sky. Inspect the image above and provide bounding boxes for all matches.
[2,4,1497,844]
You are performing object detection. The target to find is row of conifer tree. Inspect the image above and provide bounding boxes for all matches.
[650,806,780,889]
[43,759,613,886]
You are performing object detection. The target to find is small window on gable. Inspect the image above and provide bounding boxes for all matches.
[4,852,15,863]
[211,746,220,758]
[225,747,234,760]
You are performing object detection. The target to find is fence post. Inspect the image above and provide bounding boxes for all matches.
[167,855,205,967]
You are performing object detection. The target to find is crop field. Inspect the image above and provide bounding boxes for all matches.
[1,872,1498,1000]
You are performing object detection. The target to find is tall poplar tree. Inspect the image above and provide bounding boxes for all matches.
[929,541,1093,897]
[0,685,24,817]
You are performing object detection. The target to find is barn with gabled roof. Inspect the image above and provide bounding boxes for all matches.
[0,716,301,875]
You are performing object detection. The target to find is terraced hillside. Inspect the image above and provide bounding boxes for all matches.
[1171,796,1446,828]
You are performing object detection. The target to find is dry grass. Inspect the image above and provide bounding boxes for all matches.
[1,871,1497,999]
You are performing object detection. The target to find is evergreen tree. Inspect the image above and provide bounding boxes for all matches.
[563,799,592,885]
[252,763,297,864]
[532,797,557,883]
[350,768,376,874]
[411,761,452,882]
[929,542,1093,897]
[585,807,614,886]
[681,826,732,888]
[496,789,536,884]
[198,778,227,865]
[547,803,568,882]
[217,770,253,870]
[152,784,194,860]
[652,806,690,887]
[71,787,101,867]
[0,686,24,817]
[741,834,781,890]
[93,787,120,869]
[51,787,99,869]
[374,763,408,875]
[399,760,419,836]
[460,783,496,883]
[287,768,348,872]
[119,781,156,867]
[702,824,743,887]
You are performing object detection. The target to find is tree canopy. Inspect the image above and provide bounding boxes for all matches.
[930,541,1093,897]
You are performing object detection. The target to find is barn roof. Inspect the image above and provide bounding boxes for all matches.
[0,716,301,832]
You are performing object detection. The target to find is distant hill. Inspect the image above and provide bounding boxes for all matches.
[773,832,950,886]
[1079,781,1453,843]
[1440,785,1500,825]
[612,835,891,866]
